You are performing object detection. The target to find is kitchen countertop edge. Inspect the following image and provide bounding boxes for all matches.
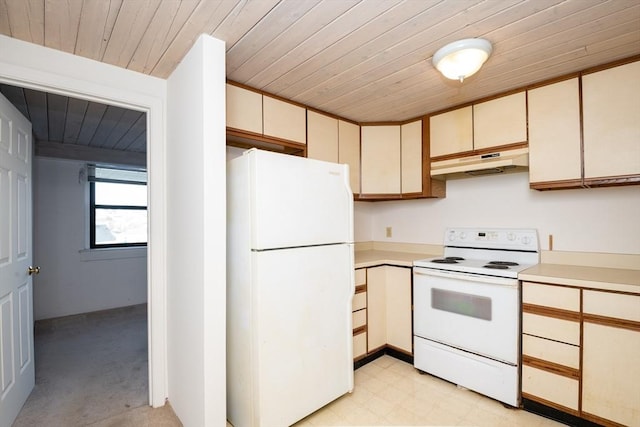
[519,263,640,294]
[354,250,436,269]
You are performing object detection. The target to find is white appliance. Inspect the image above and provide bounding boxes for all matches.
[413,228,539,407]
[226,149,355,427]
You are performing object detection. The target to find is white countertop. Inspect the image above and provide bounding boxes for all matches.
[354,250,436,268]
[355,248,640,294]
[520,263,640,294]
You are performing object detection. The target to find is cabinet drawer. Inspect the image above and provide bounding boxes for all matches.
[355,268,366,286]
[522,365,579,411]
[352,309,367,329]
[353,331,367,359]
[583,290,640,322]
[523,313,580,345]
[353,292,367,311]
[523,282,580,312]
[523,334,579,369]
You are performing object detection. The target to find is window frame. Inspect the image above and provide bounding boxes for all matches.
[88,165,148,249]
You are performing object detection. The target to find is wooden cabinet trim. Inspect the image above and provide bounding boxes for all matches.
[353,325,367,336]
[226,128,307,155]
[355,284,367,294]
[522,303,581,322]
[581,411,629,427]
[521,392,581,417]
[522,355,580,380]
[583,313,640,332]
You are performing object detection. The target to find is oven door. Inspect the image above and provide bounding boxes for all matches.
[413,266,520,365]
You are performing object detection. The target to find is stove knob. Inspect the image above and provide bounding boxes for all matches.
[507,232,515,241]
[448,232,456,241]
[459,232,466,240]
[522,236,531,245]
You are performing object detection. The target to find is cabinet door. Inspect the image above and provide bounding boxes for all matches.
[429,106,472,157]
[307,111,338,162]
[361,125,401,194]
[582,61,640,179]
[473,91,527,150]
[582,291,640,426]
[366,266,386,352]
[582,323,640,426]
[226,84,262,134]
[338,120,360,194]
[401,120,423,194]
[528,78,582,184]
[385,266,412,354]
[263,95,306,144]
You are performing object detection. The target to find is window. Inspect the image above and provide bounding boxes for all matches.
[89,165,147,248]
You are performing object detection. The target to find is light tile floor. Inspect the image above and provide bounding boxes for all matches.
[293,355,564,426]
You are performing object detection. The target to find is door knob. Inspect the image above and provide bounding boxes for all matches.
[27,266,40,275]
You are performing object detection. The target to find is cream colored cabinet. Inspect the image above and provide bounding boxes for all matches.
[365,265,412,355]
[521,282,581,414]
[338,120,360,194]
[429,106,473,157]
[361,125,401,195]
[307,110,338,162]
[384,266,412,353]
[473,91,527,150]
[527,78,582,186]
[366,266,387,353]
[582,60,640,181]
[401,120,423,194]
[352,268,367,360]
[581,291,640,427]
[226,84,263,134]
[263,95,306,144]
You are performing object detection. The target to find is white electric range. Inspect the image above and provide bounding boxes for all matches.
[413,227,540,407]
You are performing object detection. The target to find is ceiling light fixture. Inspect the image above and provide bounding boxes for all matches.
[432,38,493,83]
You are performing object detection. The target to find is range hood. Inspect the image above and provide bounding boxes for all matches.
[431,147,529,180]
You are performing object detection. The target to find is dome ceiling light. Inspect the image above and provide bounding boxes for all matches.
[432,38,493,83]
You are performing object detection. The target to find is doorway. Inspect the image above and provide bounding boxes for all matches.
[0,84,152,422]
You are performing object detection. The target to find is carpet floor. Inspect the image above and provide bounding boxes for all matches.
[13,304,181,426]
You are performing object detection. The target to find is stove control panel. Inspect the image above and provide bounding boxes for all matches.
[445,228,539,251]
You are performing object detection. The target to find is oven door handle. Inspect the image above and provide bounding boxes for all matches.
[413,268,519,287]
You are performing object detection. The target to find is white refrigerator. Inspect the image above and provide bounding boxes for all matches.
[226,149,355,427]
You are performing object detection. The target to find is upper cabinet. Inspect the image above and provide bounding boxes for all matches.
[225,82,306,155]
[359,119,443,200]
[226,84,262,135]
[263,95,306,144]
[361,125,401,196]
[401,120,423,194]
[430,106,472,157]
[429,92,527,160]
[582,60,640,182]
[307,110,361,195]
[307,110,338,162]
[473,92,527,150]
[528,78,582,187]
[338,120,361,195]
[528,59,640,190]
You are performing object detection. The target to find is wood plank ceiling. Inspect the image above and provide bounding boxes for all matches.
[1,0,639,158]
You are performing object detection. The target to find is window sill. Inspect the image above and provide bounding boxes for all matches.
[79,246,147,262]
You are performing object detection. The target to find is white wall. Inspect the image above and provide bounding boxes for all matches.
[33,157,147,320]
[166,35,226,427]
[356,172,640,254]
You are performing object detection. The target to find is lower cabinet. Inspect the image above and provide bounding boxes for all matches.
[522,281,640,427]
[581,291,640,427]
[365,265,412,355]
[352,268,367,360]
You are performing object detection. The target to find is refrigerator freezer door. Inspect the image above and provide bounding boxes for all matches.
[253,244,354,427]
[248,149,353,250]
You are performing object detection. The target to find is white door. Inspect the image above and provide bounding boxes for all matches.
[0,93,35,426]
